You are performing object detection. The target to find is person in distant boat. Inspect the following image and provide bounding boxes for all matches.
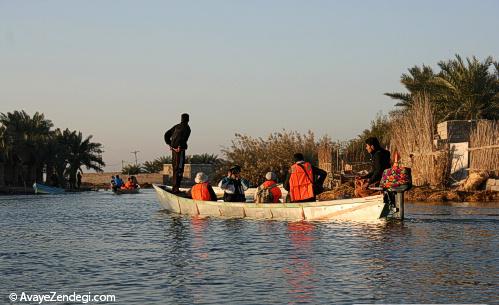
[255,172,282,203]
[76,170,82,190]
[218,165,250,202]
[111,175,117,191]
[114,175,124,190]
[284,153,327,203]
[164,113,191,193]
[187,172,217,201]
[122,177,134,189]
[130,176,139,188]
[355,137,391,197]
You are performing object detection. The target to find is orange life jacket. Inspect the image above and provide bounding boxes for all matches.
[289,162,314,202]
[262,180,282,203]
[191,182,212,201]
[123,181,134,189]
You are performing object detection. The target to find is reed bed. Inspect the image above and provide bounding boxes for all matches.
[220,130,333,185]
[469,120,499,172]
[390,95,450,187]
[318,144,333,173]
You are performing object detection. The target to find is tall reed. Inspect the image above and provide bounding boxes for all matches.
[469,120,499,172]
[390,95,450,186]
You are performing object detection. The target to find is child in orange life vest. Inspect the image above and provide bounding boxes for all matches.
[187,172,217,201]
[255,171,282,203]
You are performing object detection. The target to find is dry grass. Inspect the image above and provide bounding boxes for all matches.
[220,130,333,185]
[469,120,499,171]
[390,95,451,186]
[317,181,355,200]
[406,186,499,202]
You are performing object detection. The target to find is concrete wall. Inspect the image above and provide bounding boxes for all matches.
[162,164,214,186]
[437,120,475,142]
[436,120,477,181]
[449,142,469,180]
[82,172,163,186]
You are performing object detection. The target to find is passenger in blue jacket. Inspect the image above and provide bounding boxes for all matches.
[218,165,250,202]
[114,175,124,188]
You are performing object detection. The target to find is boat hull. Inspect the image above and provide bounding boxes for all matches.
[33,183,65,194]
[113,187,140,194]
[153,184,388,221]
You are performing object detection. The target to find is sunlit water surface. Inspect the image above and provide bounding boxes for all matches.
[1,190,498,304]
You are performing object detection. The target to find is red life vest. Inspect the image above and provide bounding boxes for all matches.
[262,180,282,203]
[289,162,314,202]
[191,182,212,201]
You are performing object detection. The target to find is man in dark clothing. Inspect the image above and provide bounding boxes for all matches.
[283,153,328,202]
[76,171,82,190]
[362,137,391,184]
[164,113,191,193]
[355,137,391,197]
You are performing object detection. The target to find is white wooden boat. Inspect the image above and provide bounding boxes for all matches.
[33,183,65,194]
[210,186,288,198]
[153,184,389,221]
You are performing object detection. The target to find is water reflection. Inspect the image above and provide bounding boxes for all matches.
[191,216,209,260]
[284,221,317,304]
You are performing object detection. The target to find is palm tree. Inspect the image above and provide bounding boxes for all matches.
[0,110,53,185]
[0,125,7,162]
[385,65,439,108]
[122,164,141,175]
[142,156,172,173]
[187,153,221,164]
[433,55,498,120]
[62,129,105,189]
[142,161,161,173]
[44,128,71,187]
[386,55,498,122]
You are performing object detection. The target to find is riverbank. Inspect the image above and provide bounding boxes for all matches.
[0,186,36,195]
[81,172,163,189]
[318,183,499,203]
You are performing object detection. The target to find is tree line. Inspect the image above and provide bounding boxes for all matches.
[122,153,221,174]
[0,110,105,188]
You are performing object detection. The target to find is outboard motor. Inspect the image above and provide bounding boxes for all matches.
[380,153,412,220]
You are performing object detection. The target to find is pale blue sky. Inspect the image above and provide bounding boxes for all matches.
[1,0,498,171]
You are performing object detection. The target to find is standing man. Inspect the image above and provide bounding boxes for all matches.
[164,113,191,193]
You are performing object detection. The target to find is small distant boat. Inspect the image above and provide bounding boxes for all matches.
[153,184,389,221]
[33,183,65,195]
[112,186,141,195]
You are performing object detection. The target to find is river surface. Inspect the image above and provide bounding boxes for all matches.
[1,190,498,304]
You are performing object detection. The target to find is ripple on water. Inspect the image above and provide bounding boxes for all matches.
[0,191,497,304]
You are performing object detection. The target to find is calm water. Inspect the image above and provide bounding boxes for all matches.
[1,190,498,304]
